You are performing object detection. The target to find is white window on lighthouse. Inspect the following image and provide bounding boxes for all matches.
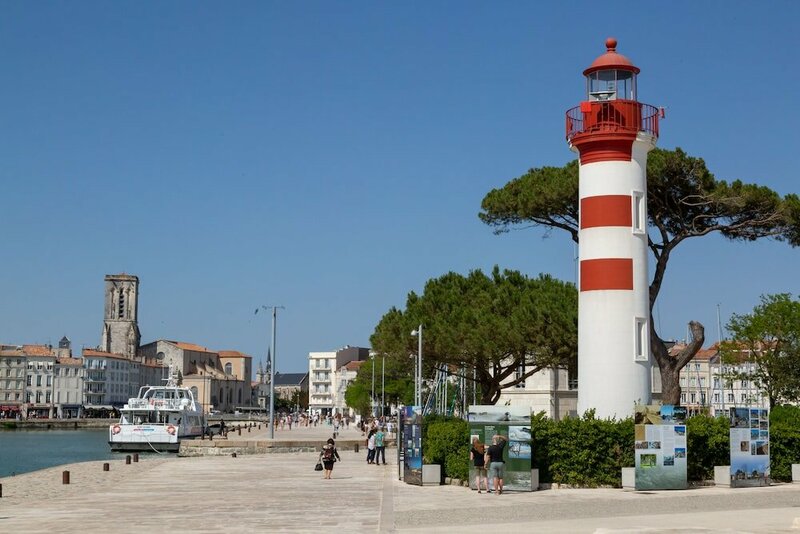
[632,191,645,234]
[634,317,648,362]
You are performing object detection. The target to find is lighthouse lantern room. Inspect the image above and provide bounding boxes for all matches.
[567,38,660,419]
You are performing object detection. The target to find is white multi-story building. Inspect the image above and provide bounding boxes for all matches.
[308,351,335,415]
[0,346,26,418]
[308,346,369,416]
[82,349,136,412]
[335,360,365,417]
[54,356,84,418]
[24,345,56,418]
[495,365,578,421]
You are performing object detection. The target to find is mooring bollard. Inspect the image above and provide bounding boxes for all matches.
[248,426,251,433]
[232,452,237,458]
[103,463,110,472]
[125,455,131,465]
[238,427,241,436]
[62,470,70,485]
[133,453,139,463]
[354,443,359,453]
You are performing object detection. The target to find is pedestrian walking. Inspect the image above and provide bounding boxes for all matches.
[485,434,508,495]
[374,426,386,465]
[366,428,376,464]
[470,438,489,493]
[319,438,341,480]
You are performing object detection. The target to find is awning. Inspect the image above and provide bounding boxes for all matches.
[0,405,21,411]
[84,405,115,410]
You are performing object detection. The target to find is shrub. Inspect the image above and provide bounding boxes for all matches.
[422,416,470,481]
[770,405,800,482]
[685,415,729,481]
[531,410,633,487]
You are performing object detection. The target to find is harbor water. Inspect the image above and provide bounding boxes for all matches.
[0,428,142,477]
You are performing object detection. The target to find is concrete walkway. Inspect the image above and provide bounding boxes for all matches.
[2,430,800,533]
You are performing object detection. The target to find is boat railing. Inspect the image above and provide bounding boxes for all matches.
[127,398,187,410]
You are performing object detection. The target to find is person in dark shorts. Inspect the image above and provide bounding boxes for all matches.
[319,437,341,479]
[485,434,507,495]
[470,437,489,493]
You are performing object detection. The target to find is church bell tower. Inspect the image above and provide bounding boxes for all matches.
[100,273,140,358]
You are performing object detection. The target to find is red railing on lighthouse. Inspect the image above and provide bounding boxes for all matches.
[566,100,659,141]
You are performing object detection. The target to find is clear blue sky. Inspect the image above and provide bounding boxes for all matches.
[1,2,798,373]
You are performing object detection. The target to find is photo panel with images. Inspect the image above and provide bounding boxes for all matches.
[641,454,657,468]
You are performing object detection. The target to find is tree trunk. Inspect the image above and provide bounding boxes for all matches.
[651,318,705,405]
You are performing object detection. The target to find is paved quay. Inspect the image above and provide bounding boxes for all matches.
[2,424,800,533]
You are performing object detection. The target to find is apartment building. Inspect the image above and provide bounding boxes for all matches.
[0,346,26,418]
[54,356,84,418]
[24,345,56,418]
[308,346,369,416]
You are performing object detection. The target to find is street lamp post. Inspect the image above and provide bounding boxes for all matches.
[261,305,284,440]
[411,325,422,407]
[381,355,385,418]
[371,354,376,418]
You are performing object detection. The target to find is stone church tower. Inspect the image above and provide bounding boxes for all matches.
[100,274,140,358]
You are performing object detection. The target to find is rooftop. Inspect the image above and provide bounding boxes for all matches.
[22,344,55,357]
[273,372,308,386]
[218,350,251,359]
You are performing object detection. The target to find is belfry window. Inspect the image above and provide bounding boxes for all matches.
[118,291,125,318]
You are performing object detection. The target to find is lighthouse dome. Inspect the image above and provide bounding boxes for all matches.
[583,38,640,76]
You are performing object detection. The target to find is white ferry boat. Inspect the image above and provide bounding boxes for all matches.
[109,367,205,452]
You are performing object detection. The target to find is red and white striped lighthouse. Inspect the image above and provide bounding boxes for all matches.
[566,38,660,418]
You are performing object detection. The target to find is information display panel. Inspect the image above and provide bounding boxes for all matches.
[402,405,423,485]
[729,407,770,487]
[634,404,688,490]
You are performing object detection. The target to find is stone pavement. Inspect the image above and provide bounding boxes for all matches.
[2,430,800,533]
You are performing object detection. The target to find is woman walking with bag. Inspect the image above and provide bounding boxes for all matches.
[319,438,341,480]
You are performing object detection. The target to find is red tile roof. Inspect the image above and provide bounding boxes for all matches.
[22,344,54,356]
[343,360,365,371]
[170,341,215,353]
[56,357,83,366]
[82,349,130,361]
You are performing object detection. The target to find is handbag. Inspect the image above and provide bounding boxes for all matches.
[314,461,323,471]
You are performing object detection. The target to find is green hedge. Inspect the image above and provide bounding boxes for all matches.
[685,415,729,481]
[422,415,470,481]
[770,405,800,481]
[531,410,633,487]
[420,406,800,486]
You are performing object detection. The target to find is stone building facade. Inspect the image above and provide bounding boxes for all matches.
[138,340,252,413]
[0,346,27,418]
[100,274,140,359]
[23,345,57,418]
[54,356,84,418]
